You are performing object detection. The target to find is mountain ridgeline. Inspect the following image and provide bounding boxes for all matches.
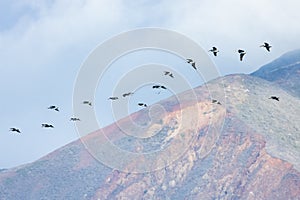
[251,49,300,97]
[1,50,300,199]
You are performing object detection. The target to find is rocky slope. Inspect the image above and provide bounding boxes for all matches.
[251,49,300,97]
[0,73,299,200]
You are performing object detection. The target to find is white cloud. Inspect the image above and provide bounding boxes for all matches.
[0,0,128,71]
[2,0,300,73]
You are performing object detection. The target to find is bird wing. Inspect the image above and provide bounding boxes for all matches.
[192,62,197,69]
[240,53,245,61]
[213,52,217,56]
[186,59,193,63]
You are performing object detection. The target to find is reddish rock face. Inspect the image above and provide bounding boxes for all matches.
[0,74,299,200]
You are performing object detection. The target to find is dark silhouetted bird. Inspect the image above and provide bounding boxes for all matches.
[238,49,246,61]
[209,47,219,56]
[187,59,197,69]
[70,118,80,121]
[83,101,92,106]
[10,128,21,133]
[212,99,222,105]
[138,103,147,107]
[269,96,279,101]
[164,71,170,75]
[260,42,272,52]
[153,85,167,94]
[42,123,54,128]
[164,71,174,78]
[48,105,59,112]
[108,97,118,100]
[186,58,193,63]
[152,85,161,89]
[152,85,167,92]
[122,92,134,97]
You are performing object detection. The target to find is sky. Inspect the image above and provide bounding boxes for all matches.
[1,0,300,169]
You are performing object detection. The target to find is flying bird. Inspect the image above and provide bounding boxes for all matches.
[186,58,193,63]
[152,85,161,89]
[238,49,246,61]
[152,85,167,94]
[186,58,196,69]
[70,117,80,121]
[260,42,272,52]
[10,128,21,133]
[42,123,54,128]
[138,103,147,107]
[209,47,219,56]
[122,92,134,97]
[48,105,59,112]
[108,97,118,100]
[164,71,174,78]
[83,101,92,106]
[269,96,279,101]
[212,99,222,105]
[152,85,167,95]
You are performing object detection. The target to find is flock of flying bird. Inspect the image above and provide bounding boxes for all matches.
[9,42,279,134]
[107,84,169,107]
[9,105,83,134]
[208,42,272,61]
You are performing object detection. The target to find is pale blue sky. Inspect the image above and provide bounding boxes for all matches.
[1,0,300,169]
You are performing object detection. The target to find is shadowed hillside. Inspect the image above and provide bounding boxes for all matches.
[0,73,299,200]
[251,49,300,97]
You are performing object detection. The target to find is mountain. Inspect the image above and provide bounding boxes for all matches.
[251,49,300,97]
[1,73,299,200]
